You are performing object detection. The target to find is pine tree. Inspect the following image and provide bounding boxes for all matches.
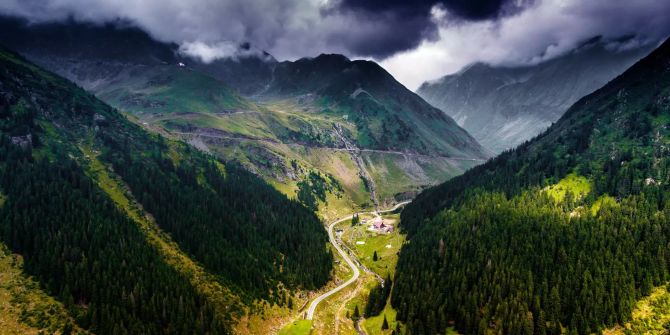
[373,250,378,261]
[382,315,389,330]
[353,305,360,320]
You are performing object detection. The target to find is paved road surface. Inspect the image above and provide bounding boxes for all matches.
[306,201,411,320]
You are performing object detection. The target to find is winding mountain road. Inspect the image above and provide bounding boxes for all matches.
[305,201,411,321]
[170,130,486,162]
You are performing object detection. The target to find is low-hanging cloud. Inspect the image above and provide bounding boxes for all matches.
[178,41,273,63]
[0,0,668,90]
[382,0,670,90]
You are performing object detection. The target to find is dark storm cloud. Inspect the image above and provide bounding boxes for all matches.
[321,7,439,58]
[330,0,529,57]
[0,0,531,61]
[338,0,518,21]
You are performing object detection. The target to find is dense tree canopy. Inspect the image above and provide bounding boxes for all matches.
[98,129,332,299]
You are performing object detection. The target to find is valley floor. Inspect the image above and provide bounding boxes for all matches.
[279,202,409,335]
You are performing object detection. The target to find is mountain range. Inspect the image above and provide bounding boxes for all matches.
[418,38,654,153]
[0,17,488,216]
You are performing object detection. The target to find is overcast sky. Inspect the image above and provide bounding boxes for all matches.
[1,0,669,90]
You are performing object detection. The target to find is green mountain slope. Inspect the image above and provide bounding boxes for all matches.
[0,17,252,114]
[92,65,253,115]
[265,54,488,158]
[393,38,670,335]
[0,46,331,333]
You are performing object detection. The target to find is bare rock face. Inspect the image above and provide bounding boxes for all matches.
[10,134,32,150]
[0,82,18,107]
[93,113,108,126]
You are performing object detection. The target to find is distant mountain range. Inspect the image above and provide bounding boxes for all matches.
[0,16,488,213]
[418,39,654,153]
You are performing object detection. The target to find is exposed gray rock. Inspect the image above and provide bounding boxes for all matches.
[10,134,32,150]
[93,113,108,126]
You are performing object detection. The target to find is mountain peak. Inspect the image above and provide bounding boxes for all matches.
[313,53,351,63]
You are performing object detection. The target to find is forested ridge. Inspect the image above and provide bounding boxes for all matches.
[0,46,331,333]
[98,125,332,299]
[393,38,670,334]
[0,47,227,334]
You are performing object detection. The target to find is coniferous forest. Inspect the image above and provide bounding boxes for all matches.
[393,38,670,334]
[0,46,331,334]
[98,117,332,299]
[365,274,392,318]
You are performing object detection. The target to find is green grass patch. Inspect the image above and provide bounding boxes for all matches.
[278,319,313,335]
[79,145,137,220]
[605,284,670,335]
[341,275,377,324]
[160,112,275,140]
[340,213,412,334]
[342,214,405,278]
[544,173,592,203]
[0,244,85,334]
[99,65,251,116]
[362,303,400,335]
[591,195,618,216]
[445,326,462,335]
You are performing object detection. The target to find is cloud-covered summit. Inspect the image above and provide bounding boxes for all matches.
[381,0,670,89]
[1,0,668,90]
